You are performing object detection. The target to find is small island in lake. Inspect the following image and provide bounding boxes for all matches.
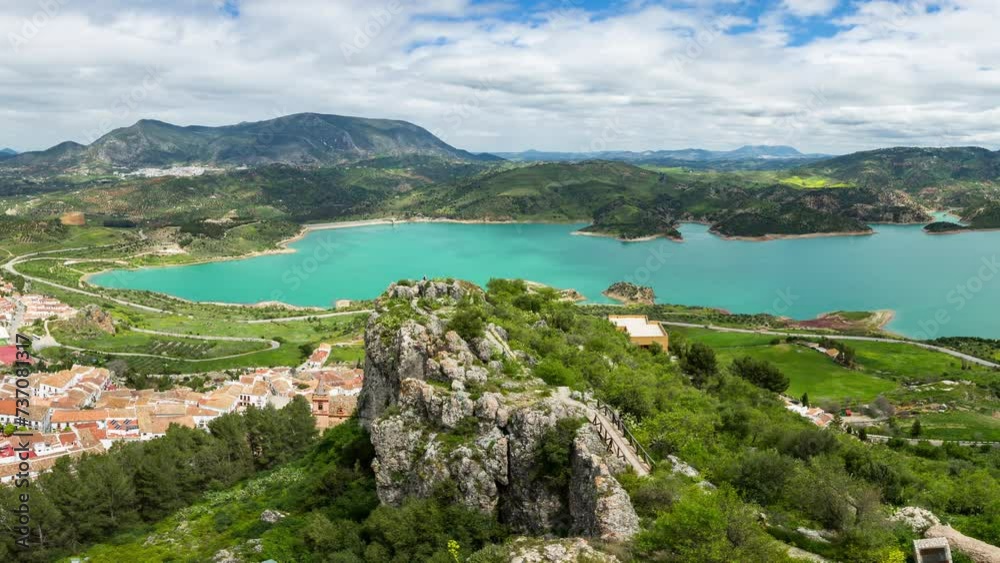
[924,221,969,234]
[603,281,656,305]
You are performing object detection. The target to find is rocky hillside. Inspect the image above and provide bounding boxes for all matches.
[1,113,499,174]
[358,279,640,541]
[603,282,656,305]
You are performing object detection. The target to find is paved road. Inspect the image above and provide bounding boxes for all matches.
[866,434,999,448]
[5,298,25,345]
[660,321,1000,369]
[4,250,169,314]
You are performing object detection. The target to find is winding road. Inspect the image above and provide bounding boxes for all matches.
[3,250,371,323]
[6,246,996,370]
[2,247,370,363]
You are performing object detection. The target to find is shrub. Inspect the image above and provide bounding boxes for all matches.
[533,417,585,492]
[448,308,487,341]
[730,356,789,394]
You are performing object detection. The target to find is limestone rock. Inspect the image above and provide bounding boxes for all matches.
[890,506,941,534]
[506,537,620,563]
[359,280,640,541]
[259,509,286,524]
[569,426,640,541]
[212,549,241,563]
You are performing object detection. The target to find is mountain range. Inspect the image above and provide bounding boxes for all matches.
[491,145,832,170]
[0,113,500,174]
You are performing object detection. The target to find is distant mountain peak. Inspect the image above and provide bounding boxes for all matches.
[0,148,16,156]
[0,113,499,173]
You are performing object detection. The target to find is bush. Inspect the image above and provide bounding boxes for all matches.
[533,357,578,388]
[448,308,487,341]
[730,356,789,394]
[637,486,793,562]
[775,427,839,460]
[731,449,796,505]
[682,343,718,387]
[533,417,585,492]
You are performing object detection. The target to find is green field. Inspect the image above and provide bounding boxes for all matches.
[671,326,1000,441]
[49,326,271,360]
[670,327,897,403]
[779,175,852,189]
[901,411,1000,442]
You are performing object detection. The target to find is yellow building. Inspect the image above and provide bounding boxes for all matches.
[608,315,669,351]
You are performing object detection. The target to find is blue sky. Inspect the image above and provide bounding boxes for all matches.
[1,0,998,154]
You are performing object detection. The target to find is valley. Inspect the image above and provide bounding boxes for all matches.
[1,113,999,563]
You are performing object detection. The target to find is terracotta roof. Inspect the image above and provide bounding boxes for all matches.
[140,415,196,435]
[39,370,77,390]
[51,409,109,424]
[249,381,270,397]
[152,403,186,417]
[0,399,16,416]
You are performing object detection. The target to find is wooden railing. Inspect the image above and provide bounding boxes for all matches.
[592,399,656,469]
[591,414,630,465]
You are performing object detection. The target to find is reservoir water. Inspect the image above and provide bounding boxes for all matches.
[91,222,1000,339]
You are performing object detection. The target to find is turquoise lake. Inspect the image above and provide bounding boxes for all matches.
[91,222,1000,339]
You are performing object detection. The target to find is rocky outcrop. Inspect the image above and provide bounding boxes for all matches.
[569,427,640,541]
[359,280,640,540]
[76,304,116,334]
[259,509,286,524]
[890,506,940,534]
[504,537,620,562]
[603,282,655,305]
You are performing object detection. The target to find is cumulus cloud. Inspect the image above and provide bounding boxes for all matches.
[782,0,840,17]
[0,0,998,154]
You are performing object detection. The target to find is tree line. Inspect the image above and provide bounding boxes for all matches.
[0,397,318,562]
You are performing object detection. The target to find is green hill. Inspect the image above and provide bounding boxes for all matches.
[798,146,1000,191]
[401,161,929,239]
[12,159,933,240]
[1,113,500,174]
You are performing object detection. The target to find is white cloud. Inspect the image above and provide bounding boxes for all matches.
[0,0,999,155]
[782,0,840,17]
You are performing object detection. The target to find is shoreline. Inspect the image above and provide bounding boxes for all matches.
[712,229,875,242]
[570,230,683,243]
[78,217,993,314]
[925,227,1000,236]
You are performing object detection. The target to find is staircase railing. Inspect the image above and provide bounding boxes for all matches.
[592,399,656,469]
[591,414,629,464]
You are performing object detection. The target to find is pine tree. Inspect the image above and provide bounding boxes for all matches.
[801,392,810,407]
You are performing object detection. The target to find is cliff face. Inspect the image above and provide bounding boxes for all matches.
[358,280,639,541]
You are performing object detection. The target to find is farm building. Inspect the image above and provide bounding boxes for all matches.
[608,315,669,351]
